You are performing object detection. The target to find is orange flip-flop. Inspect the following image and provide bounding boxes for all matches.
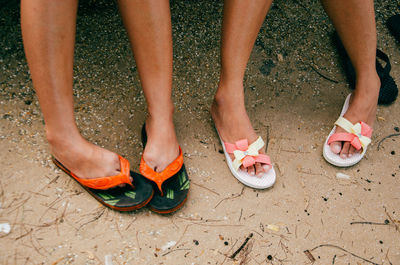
[53,155,153,211]
[140,124,190,214]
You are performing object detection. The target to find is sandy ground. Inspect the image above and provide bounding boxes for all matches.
[1,0,400,264]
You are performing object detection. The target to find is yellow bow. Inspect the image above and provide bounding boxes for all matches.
[350,123,371,149]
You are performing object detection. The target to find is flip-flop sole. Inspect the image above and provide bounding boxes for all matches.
[146,164,189,214]
[322,94,367,167]
[53,158,154,211]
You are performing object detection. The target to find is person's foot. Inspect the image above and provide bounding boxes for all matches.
[47,132,131,188]
[211,85,271,177]
[329,73,380,158]
[142,111,180,173]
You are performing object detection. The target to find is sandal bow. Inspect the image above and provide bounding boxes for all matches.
[327,117,373,150]
[225,137,271,171]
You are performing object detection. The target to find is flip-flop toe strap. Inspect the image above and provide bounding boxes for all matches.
[139,147,183,196]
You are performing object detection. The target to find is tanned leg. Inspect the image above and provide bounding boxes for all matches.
[118,0,179,172]
[321,0,380,158]
[21,0,124,183]
[211,0,273,176]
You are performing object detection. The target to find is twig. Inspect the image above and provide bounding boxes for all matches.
[308,63,339,83]
[28,191,49,197]
[304,250,315,262]
[166,224,191,254]
[384,206,399,231]
[51,257,65,265]
[215,187,244,209]
[377,133,400,150]
[115,217,122,239]
[350,221,389,226]
[136,230,141,251]
[308,244,379,265]
[192,223,243,227]
[304,229,311,239]
[29,232,45,257]
[125,217,137,231]
[332,254,336,264]
[39,197,63,222]
[238,240,253,265]
[78,208,105,230]
[162,248,191,257]
[265,126,270,153]
[191,182,220,196]
[230,233,253,259]
[15,228,33,241]
[238,208,243,222]
[221,239,238,265]
[39,175,60,192]
[385,248,393,265]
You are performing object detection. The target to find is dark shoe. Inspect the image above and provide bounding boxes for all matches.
[333,32,398,105]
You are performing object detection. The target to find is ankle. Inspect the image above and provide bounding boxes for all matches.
[46,127,83,149]
[355,71,380,92]
[147,103,174,120]
[213,90,245,111]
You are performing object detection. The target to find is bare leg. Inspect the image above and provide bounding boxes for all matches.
[118,0,179,172]
[211,0,273,176]
[321,0,380,158]
[21,0,123,182]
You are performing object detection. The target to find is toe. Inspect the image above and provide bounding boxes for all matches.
[330,141,342,154]
[247,165,255,176]
[262,164,271,172]
[340,142,350,158]
[255,163,264,177]
[348,146,356,157]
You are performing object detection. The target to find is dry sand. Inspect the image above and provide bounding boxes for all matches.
[1,0,400,264]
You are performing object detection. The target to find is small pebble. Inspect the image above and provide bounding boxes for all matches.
[336,172,350,179]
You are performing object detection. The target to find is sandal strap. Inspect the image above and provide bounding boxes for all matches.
[53,155,133,190]
[329,117,373,150]
[139,146,183,196]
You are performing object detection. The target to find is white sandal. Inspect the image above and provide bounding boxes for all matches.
[218,132,276,189]
[323,94,373,167]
